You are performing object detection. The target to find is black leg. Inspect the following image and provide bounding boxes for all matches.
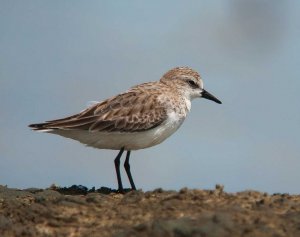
[114,147,125,192]
[124,150,136,190]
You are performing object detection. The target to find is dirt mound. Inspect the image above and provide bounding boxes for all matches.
[0,184,299,237]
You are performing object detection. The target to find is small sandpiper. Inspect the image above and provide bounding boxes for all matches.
[29,67,222,192]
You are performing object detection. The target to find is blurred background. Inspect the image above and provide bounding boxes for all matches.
[1,0,300,194]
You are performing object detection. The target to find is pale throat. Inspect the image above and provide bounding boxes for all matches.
[184,97,192,112]
[179,89,194,112]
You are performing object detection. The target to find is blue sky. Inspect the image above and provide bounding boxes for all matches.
[1,0,300,193]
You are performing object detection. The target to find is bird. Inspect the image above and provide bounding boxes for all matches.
[29,67,222,192]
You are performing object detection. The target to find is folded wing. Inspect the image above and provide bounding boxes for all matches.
[29,89,167,133]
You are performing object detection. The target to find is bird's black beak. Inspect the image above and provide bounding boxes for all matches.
[201,89,222,104]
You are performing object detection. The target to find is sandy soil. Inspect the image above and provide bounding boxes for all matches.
[0,184,299,237]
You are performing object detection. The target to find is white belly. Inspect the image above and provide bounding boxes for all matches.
[48,112,186,150]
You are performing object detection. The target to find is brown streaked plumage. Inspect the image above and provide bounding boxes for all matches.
[29,67,222,192]
[31,85,167,133]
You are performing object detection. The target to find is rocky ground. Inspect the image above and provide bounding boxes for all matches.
[0,184,299,237]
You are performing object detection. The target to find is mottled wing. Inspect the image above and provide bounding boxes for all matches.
[30,87,167,133]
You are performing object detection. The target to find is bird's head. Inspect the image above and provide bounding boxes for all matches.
[160,67,222,104]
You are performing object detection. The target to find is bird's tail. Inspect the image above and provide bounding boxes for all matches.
[28,122,53,131]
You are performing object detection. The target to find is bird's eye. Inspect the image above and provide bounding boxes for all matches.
[187,80,197,88]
